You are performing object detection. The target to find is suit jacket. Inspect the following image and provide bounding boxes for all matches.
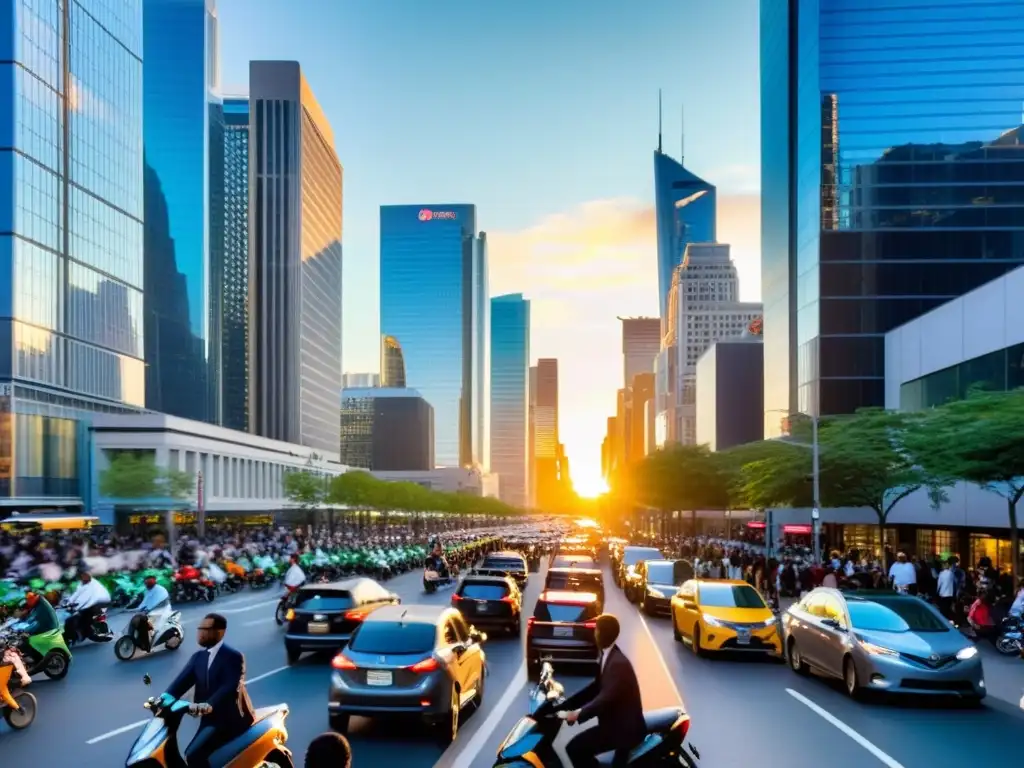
[564,645,646,750]
[166,644,255,732]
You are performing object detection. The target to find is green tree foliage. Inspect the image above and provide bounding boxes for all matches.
[722,439,814,509]
[99,452,195,501]
[282,469,327,510]
[325,470,521,516]
[633,444,729,511]
[909,389,1024,580]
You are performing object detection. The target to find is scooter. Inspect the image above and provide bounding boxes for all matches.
[114,610,184,661]
[275,586,299,626]
[127,674,294,767]
[995,615,1022,656]
[0,633,36,731]
[1,618,72,680]
[59,602,114,646]
[493,662,700,767]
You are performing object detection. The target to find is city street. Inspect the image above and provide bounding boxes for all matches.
[3,561,1022,767]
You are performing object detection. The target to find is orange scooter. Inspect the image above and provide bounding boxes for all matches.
[0,643,36,731]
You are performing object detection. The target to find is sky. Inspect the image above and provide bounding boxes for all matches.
[217,0,761,497]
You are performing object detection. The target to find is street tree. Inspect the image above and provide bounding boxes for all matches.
[282,469,327,524]
[717,439,812,510]
[100,451,194,501]
[910,389,1024,580]
[634,444,728,535]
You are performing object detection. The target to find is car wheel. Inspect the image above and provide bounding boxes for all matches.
[692,626,705,657]
[473,668,485,709]
[788,638,809,675]
[436,685,459,747]
[843,656,861,700]
[329,713,350,733]
[285,645,301,665]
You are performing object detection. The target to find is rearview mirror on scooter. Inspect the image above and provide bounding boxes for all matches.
[142,674,151,686]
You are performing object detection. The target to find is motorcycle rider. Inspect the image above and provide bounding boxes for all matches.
[283,555,306,590]
[131,572,171,653]
[426,540,450,578]
[64,569,111,643]
[15,591,60,637]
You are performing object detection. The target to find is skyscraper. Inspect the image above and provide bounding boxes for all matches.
[143,0,219,423]
[340,388,434,471]
[342,373,380,389]
[621,317,660,387]
[0,0,144,502]
[761,0,1024,435]
[210,96,250,431]
[379,205,488,468]
[248,61,343,453]
[490,294,530,507]
[654,141,717,322]
[533,358,559,509]
[380,335,407,388]
[528,365,537,508]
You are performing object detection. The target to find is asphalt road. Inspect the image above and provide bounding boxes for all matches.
[3,561,1022,767]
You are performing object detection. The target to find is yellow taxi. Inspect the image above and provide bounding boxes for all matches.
[670,579,782,656]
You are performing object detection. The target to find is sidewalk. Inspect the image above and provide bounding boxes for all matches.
[776,597,1024,709]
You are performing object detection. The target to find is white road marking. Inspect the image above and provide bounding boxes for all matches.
[447,658,527,768]
[86,665,290,744]
[180,599,278,624]
[242,617,273,627]
[636,611,684,704]
[786,688,907,768]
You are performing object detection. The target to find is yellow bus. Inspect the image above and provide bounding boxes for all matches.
[0,514,100,532]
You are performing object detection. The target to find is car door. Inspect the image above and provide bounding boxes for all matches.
[442,618,469,697]
[674,580,698,637]
[816,594,851,676]
[795,593,831,668]
[452,613,483,694]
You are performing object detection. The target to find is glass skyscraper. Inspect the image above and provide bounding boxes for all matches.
[249,61,343,453]
[143,0,218,423]
[761,0,1024,435]
[490,294,530,507]
[210,96,249,431]
[654,149,717,321]
[0,0,144,503]
[379,205,488,468]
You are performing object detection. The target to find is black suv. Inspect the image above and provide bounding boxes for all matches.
[477,551,528,589]
[452,574,522,635]
[526,590,600,678]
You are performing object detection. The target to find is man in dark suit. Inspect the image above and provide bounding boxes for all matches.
[561,614,646,767]
[164,613,255,768]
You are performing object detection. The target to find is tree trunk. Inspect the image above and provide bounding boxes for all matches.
[876,509,887,565]
[1008,497,1020,584]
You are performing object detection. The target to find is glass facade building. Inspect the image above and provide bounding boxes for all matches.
[900,343,1024,412]
[210,96,249,431]
[339,387,434,471]
[533,358,559,510]
[490,294,530,507]
[248,61,343,454]
[0,0,145,504]
[654,150,717,321]
[143,0,218,423]
[379,205,488,469]
[379,335,406,387]
[761,0,1024,435]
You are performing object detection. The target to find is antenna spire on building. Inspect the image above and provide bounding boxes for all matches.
[658,89,663,153]
[681,104,685,162]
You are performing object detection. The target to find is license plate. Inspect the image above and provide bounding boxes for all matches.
[308,622,329,634]
[736,630,751,645]
[553,626,573,638]
[476,602,493,613]
[366,670,392,686]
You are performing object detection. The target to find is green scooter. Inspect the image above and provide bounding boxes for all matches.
[2,598,72,680]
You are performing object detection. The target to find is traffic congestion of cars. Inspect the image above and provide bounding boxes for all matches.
[2,520,1021,767]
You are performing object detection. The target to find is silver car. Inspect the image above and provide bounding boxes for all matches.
[783,589,985,702]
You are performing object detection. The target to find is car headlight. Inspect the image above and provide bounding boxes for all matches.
[956,646,978,661]
[763,616,777,627]
[860,641,899,657]
[701,614,724,627]
[646,587,665,598]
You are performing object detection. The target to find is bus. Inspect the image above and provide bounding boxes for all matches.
[0,513,100,533]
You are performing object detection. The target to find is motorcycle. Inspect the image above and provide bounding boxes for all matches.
[172,566,216,603]
[59,602,114,646]
[0,632,36,731]
[1,617,72,680]
[995,615,1023,656]
[127,674,294,767]
[114,610,184,661]
[275,586,300,626]
[493,662,700,767]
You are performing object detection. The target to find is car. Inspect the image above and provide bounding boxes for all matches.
[550,553,597,570]
[284,578,399,664]
[525,589,601,677]
[783,589,985,701]
[671,579,782,656]
[452,574,522,635]
[616,546,663,588]
[328,604,487,745]
[477,551,529,588]
[637,559,694,615]
[544,566,605,612]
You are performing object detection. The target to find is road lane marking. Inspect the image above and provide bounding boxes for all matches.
[786,689,906,768]
[86,665,289,744]
[242,617,273,627]
[636,611,684,705]
[448,658,527,768]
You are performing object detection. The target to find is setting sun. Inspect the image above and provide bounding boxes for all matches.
[572,470,608,499]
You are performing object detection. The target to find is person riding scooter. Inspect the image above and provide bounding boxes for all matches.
[426,541,451,578]
[283,555,305,591]
[15,591,60,638]
[64,570,111,644]
[131,572,171,653]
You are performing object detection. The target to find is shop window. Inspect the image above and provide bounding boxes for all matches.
[916,529,959,562]
[841,524,898,559]
[969,534,1024,573]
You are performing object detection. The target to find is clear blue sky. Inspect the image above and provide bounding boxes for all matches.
[217,0,760,489]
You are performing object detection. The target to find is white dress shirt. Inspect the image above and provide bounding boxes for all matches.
[601,643,617,673]
[937,569,955,598]
[206,638,224,670]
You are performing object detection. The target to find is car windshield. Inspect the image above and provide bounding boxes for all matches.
[646,561,690,585]
[699,584,765,609]
[349,622,436,654]
[483,559,525,572]
[552,556,596,568]
[460,583,509,600]
[535,602,594,623]
[847,599,949,633]
[295,592,352,612]
[623,549,661,566]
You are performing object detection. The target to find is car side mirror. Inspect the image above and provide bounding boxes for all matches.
[453,643,466,656]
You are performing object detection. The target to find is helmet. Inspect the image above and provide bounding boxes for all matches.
[142,570,158,586]
[23,591,40,610]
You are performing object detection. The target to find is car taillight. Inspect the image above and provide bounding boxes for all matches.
[526,617,536,633]
[285,609,295,621]
[500,596,514,603]
[331,654,356,670]
[451,594,463,603]
[583,620,597,629]
[673,714,691,740]
[409,657,439,673]
[345,608,373,621]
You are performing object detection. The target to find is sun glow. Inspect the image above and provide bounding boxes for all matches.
[572,470,608,499]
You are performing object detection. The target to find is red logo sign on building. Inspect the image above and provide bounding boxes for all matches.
[418,209,433,221]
